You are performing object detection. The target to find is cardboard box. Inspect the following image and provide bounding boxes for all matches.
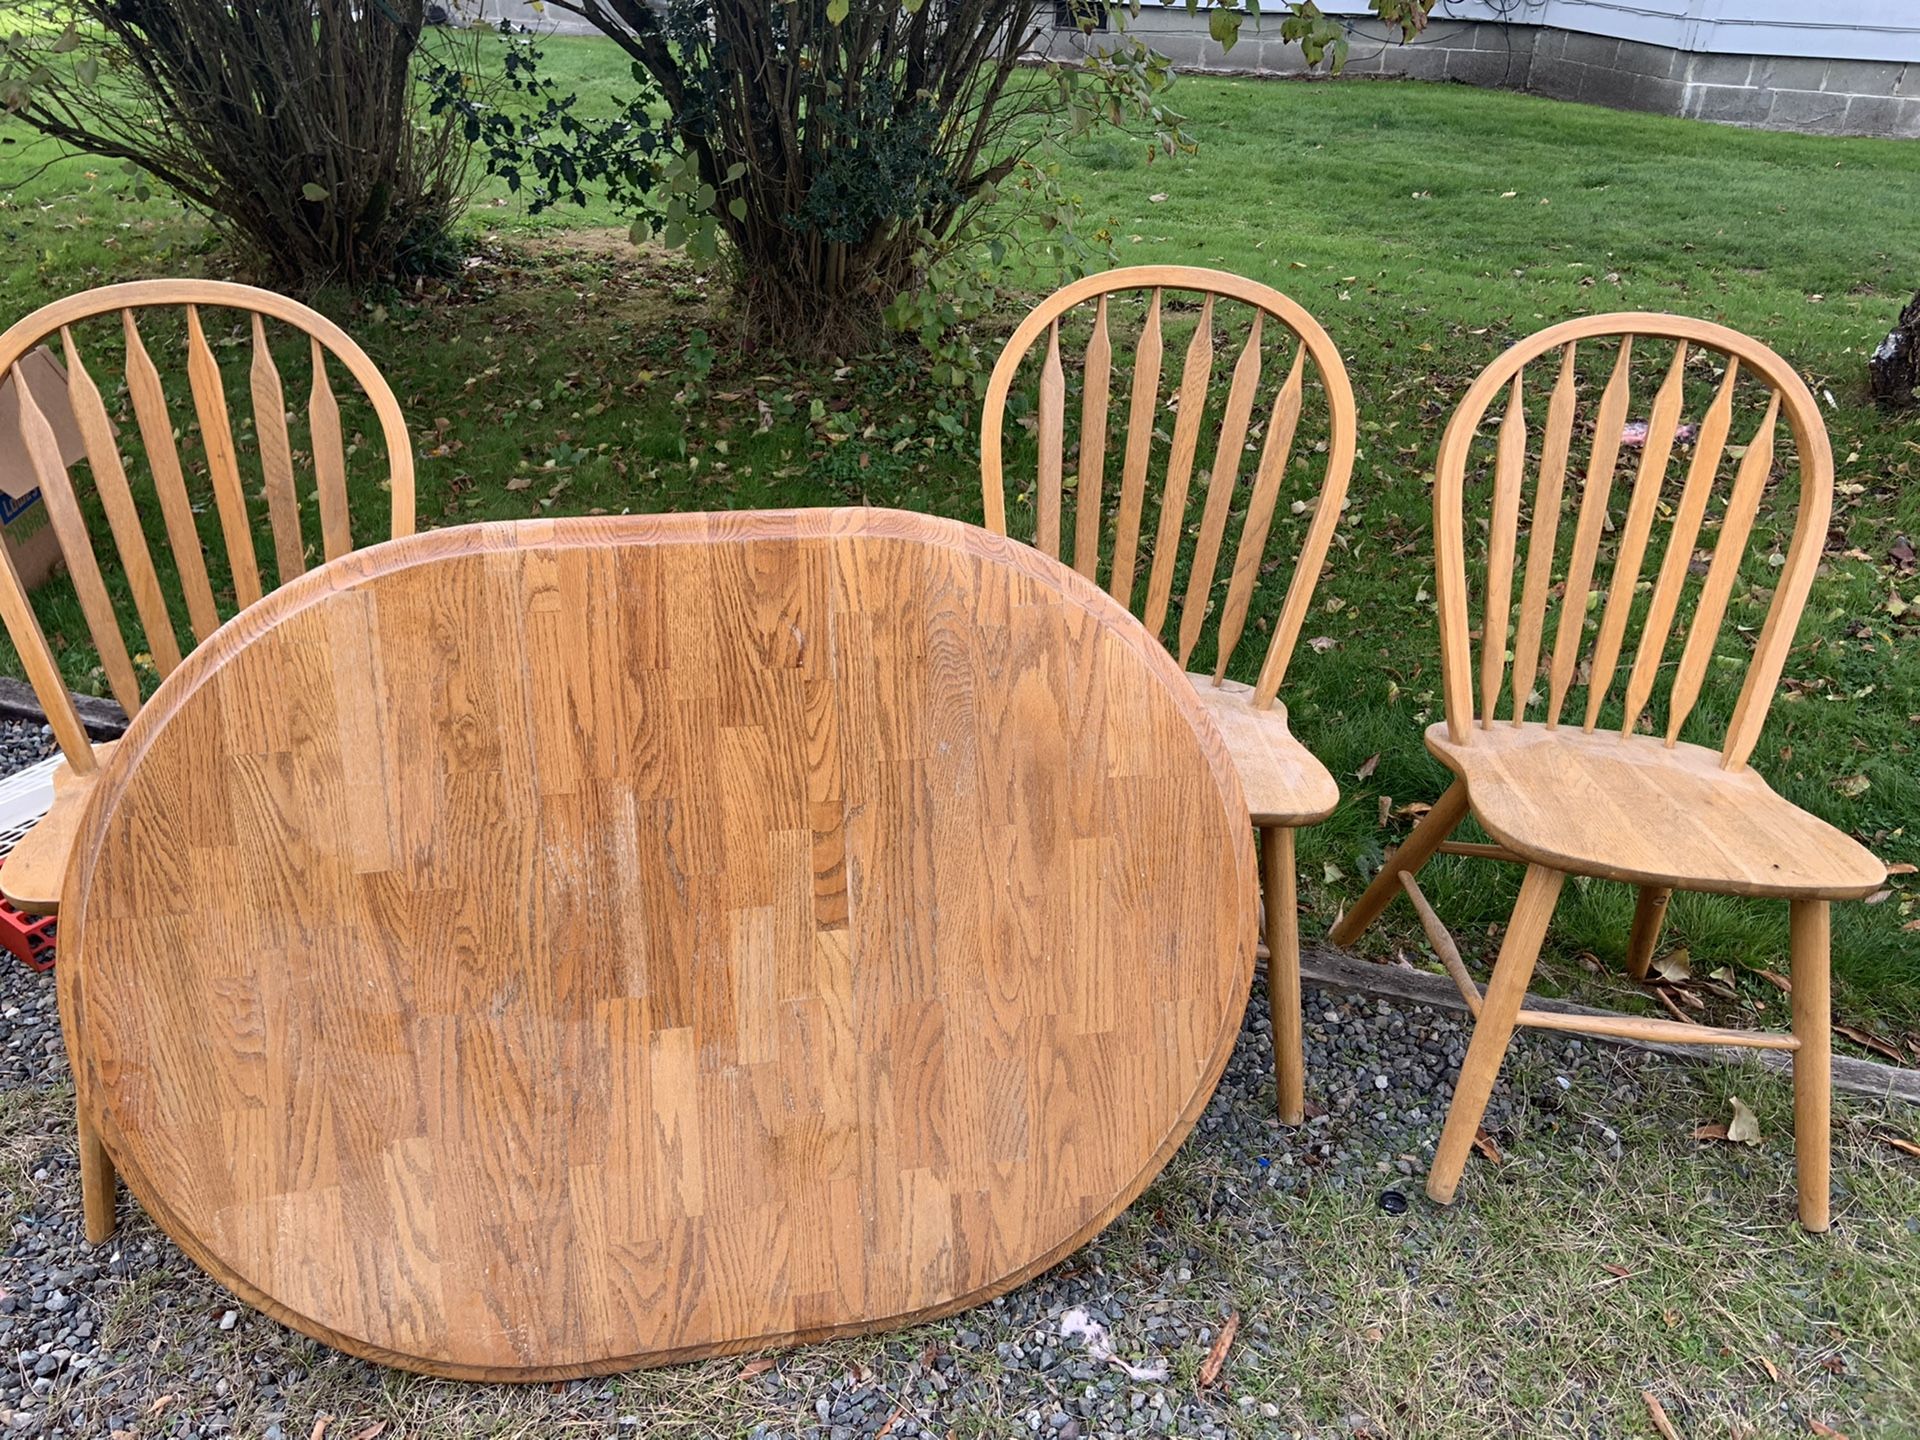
[0,347,90,591]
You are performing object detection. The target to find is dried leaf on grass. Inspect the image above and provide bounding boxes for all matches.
[1696,1097,1762,1147]
[1197,1312,1240,1388]
[1472,1127,1503,1164]
[1756,969,1793,994]
[352,1424,388,1440]
[1650,949,1692,984]
[1809,1421,1851,1438]
[1879,1133,1920,1161]
[740,1356,776,1378]
[1642,1390,1681,1440]
[309,1419,333,1440]
[1833,1022,1907,1064]
[1752,1353,1780,1383]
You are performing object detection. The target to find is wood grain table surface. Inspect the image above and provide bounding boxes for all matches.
[59,508,1256,1379]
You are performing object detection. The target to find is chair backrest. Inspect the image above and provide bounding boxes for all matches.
[0,280,414,773]
[1432,312,1833,772]
[980,266,1356,708]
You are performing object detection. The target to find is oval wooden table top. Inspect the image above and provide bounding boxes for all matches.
[59,508,1256,1380]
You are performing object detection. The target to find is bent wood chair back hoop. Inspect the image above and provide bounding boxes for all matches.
[981,267,1357,705]
[1432,313,1833,773]
[0,280,415,773]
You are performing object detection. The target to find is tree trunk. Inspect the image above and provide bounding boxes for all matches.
[1869,290,1920,409]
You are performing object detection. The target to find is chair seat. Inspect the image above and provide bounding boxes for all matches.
[1189,674,1340,827]
[1425,722,1885,901]
[0,743,113,917]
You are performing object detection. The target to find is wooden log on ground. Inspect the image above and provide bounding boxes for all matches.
[1264,940,1920,1106]
[0,676,127,739]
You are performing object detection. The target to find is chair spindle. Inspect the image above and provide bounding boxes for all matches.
[1073,298,1112,581]
[1583,340,1689,730]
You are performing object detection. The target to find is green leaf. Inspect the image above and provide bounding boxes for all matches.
[728,197,748,220]
[826,0,849,22]
[301,182,328,203]
[1208,6,1242,51]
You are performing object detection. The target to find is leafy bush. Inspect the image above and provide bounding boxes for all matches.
[435,1,1433,349]
[0,0,478,288]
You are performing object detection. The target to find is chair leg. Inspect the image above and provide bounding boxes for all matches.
[1789,899,1831,1233]
[77,1103,117,1246]
[1261,826,1304,1125]
[1624,886,1673,982]
[1328,779,1469,947]
[1427,863,1566,1205]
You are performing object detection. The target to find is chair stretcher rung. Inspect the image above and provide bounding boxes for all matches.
[1398,871,1483,1018]
[1514,1008,1799,1050]
[1435,839,1528,864]
[1396,871,1799,1052]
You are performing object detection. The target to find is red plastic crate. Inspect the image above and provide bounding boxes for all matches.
[0,895,54,972]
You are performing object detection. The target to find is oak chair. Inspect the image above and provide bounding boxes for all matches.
[1328,313,1885,1230]
[0,279,415,1241]
[981,266,1356,1125]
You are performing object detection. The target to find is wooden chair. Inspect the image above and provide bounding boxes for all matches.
[0,279,414,1241]
[1328,313,1886,1230]
[981,266,1356,1125]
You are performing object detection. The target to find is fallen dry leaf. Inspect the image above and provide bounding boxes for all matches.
[1642,1391,1681,1440]
[1833,1023,1906,1064]
[1757,968,1793,994]
[1887,862,1917,877]
[1809,1421,1850,1438]
[1472,1127,1504,1164]
[1728,1096,1762,1146]
[1752,1353,1780,1382]
[1832,773,1871,799]
[351,1424,387,1440]
[1197,1312,1240,1388]
[1695,1122,1731,1142]
[1879,1134,1920,1161]
[741,1356,776,1378]
[1602,1263,1633,1279]
[876,1406,908,1438]
[1354,753,1380,781]
[310,1419,333,1440]
[1650,949,1693,984]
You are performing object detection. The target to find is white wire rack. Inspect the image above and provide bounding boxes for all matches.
[0,754,58,859]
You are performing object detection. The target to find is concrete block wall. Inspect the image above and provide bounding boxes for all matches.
[440,3,1919,139]
[1045,12,1920,139]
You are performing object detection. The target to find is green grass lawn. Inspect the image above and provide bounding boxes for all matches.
[0,49,1915,1042]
